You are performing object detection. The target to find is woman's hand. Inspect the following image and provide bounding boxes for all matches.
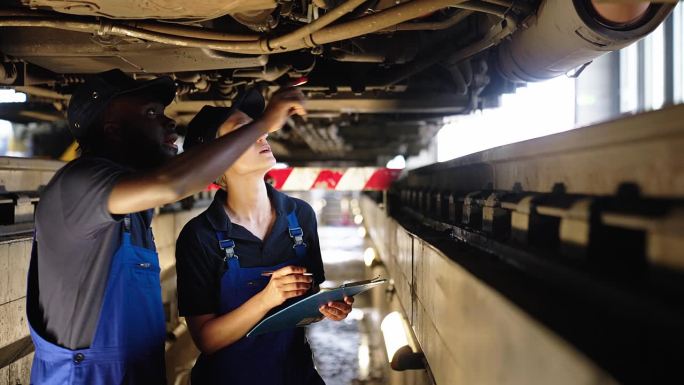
[319,296,354,321]
[258,265,312,310]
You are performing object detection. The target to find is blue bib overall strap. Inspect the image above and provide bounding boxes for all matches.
[217,234,237,260]
[215,207,307,264]
[216,231,241,271]
[27,214,167,385]
[286,211,307,258]
[192,207,323,385]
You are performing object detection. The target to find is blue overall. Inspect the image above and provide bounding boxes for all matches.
[27,216,167,385]
[191,211,325,385]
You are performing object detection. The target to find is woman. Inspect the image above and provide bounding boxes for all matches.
[175,89,354,385]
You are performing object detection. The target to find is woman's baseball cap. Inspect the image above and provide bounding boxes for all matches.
[183,87,265,151]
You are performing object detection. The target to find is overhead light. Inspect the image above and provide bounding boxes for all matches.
[363,247,376,267]
[358,335,370,380]
[0,90,27,103]
[386,155,406,170]
[380,311,425,371]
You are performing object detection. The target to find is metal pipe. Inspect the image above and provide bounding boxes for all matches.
[268,0,367,50]
[376,1,517,86]
[497,0,675,83]
[448,64,468,94]
[379,9,473,32]
[481,0,512,9]
[0,17,265,53]
[14,86,71,100]
[0,9,260,41]
[455,1,509,18]
[0,0,467,54]
[131,21,259,41]
[483,0,532,13]
[232,63,292,81]
[309,0,467,47]
[0,9,58,17]
[330,49,386,62]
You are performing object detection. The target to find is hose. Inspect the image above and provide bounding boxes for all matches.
[306,0,467,47]
[268,0,367,50]
[0,0,467,54]
[379,9,473,32]
[130,21,259,41]
[375,1,517,86]
[0,17,265,53]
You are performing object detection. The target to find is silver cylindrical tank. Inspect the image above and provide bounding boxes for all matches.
[497,0,675,83]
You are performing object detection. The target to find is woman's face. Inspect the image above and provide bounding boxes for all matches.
[218,110,277,178]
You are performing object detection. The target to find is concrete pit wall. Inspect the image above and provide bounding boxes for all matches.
[360,196,617,385]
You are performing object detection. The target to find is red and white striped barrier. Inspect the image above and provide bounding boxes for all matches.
[266,167,401,191]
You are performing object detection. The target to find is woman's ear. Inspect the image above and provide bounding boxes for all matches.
[215,174,228,190]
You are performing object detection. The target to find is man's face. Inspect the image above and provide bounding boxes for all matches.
[104,93,178,169]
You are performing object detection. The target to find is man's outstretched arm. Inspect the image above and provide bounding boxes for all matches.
[108,89,305,214]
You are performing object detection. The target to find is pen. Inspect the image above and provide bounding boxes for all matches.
[260,271,313,277]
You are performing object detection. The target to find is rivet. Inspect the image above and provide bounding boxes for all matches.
[73,353,85,364]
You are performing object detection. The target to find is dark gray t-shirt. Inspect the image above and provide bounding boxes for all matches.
[35,156,156,349]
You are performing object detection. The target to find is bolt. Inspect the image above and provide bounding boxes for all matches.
[310,46,323,55]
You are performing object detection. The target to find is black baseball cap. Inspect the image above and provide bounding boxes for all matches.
[67,69,176,139]
[183,87,265,151]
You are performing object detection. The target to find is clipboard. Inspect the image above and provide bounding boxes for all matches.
[247,277,387,337]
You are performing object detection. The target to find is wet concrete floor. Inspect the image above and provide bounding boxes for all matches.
[307,225,390,385]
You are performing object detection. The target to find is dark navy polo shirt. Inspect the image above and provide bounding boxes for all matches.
[175,183,325,316]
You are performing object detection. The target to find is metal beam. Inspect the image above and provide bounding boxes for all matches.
[409,104,684,197]
[663,12,675,106]
[303,95,469,114]
[637,39,646,111]
[166,94,469,116]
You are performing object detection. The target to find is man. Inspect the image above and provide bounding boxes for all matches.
[26,69,305,385]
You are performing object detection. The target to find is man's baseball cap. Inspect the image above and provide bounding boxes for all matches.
[183,87,265,151]
[67,69,176,139]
